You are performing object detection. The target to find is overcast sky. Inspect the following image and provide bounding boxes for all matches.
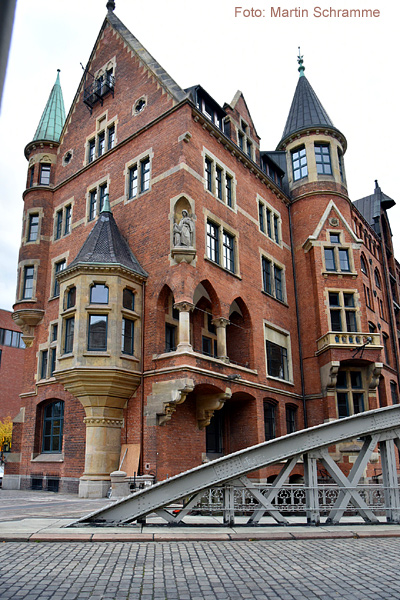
[0,0,399,311]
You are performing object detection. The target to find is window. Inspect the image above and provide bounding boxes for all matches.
[258,199,281,244]
[42,401,64,453]
[88,139,95,163]
[314,143,332,175]
[206,221,219,264]
[108,124,115,150]
[236,122,254,158]
[291,146,307,181]
[53,260,66,297]
[364,284,372,308]
[204,154,235,208]
[122,318,134,355]
[338,149,344,181]
[50,348,57,377]
[286,405,297,434]
[262,256,285,302]
[329,291,358,332]
[336,370,366,418]
[65,286,76,309]
[123,288,135,311]
[264,402,276,441]
[29,166,35,187]
[0,328,24,348]
[223,232,235,272]
[266,340,288,380]
[22,266,34,299]
[374,268,382,289]
[201,312,217,358]
[360,255,367,275]
[88,183,107,220]
[90,284,109,304]
[126,156,151,199]
[382,333,390,365]
[55,210,63,240]
[390,381,399,405]
[206,219,238,274]
[64,205,71,235]
[98,131,105,157]
[140,158,150,193]
[40,350,48,380]
[258,202,265,233]
[265,324,291,381]
[54,203,72,239]
[165,323,177,352]
[27,214,39,242]
[86,118,116,163]
[39,164,51,185]
[88,315,108,351]
[323,234,353,273]
[64,316,74,354]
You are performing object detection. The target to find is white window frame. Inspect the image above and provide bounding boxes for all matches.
[264,321,293,383]
[257,195,282,246]
[205,211,240,276]
[202,148,236,210]
[124,148,154,204]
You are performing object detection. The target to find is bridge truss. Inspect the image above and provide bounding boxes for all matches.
[72,405,400,527]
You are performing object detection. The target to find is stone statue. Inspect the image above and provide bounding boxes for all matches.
[173,210,194,247]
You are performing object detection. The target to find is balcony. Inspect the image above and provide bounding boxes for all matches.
[83,74,115,112]
[316,331,382,354]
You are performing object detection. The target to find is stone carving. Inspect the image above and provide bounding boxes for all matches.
[173,210,194,247]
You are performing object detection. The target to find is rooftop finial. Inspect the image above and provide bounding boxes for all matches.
[106,0,115,11]
[101,192,111,214]
[297,47,305,77]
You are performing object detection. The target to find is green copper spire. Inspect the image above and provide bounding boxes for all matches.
[33,70,66,142]
[297,48,305,77]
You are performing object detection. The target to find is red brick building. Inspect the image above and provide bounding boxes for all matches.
[4,4,400,495]
[0,309,24,424]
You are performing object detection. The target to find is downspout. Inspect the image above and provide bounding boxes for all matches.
[139,280,146,475]
[288,203,308,428]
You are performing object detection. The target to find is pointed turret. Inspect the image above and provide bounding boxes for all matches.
[278,51,344,150]
[67,198,147,278]
[33,70,66,143]
[277,52,348,196]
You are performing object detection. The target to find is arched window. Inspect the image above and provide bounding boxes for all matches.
[42,401,64,453]
[360,254,368,275]
[374,268,382,289]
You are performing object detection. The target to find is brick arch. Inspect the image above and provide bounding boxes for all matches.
[194,280,221,316]
[226,297,253,368]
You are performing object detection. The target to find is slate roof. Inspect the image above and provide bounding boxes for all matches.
[33,70,66,142]
[279,75,336,146]
[353,181,395,234]
[106,11,188,104]
[67,206,147,278]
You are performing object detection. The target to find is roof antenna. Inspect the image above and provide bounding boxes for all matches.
[297,47,305,77]
[106,1,115,11]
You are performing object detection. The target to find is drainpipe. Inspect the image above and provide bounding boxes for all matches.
[288,204,308,429]
[139,280,146,474]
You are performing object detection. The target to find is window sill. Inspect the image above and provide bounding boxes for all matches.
[120,353,139,362]
[266,375,294,386]
[31,453,64,463]
[204,257,242,280]
[83,351,111,357]
[323,271,357,278]
[261,290,288,307]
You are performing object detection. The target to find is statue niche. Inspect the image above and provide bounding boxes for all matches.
[171,203,196,265]
[173,210,194,247]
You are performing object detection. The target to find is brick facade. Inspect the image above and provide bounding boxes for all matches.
[4,9,400,495]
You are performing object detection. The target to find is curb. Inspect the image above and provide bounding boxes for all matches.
[1,530,400,543]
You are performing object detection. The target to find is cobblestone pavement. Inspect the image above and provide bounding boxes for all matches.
[1,538,400,600]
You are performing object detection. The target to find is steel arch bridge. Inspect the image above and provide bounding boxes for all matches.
[72,405,400,527]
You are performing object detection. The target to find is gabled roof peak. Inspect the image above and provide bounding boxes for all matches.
[33,70,66,143]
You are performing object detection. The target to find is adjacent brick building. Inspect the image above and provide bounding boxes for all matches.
[0,309,24,425]
[4,4,400,496]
